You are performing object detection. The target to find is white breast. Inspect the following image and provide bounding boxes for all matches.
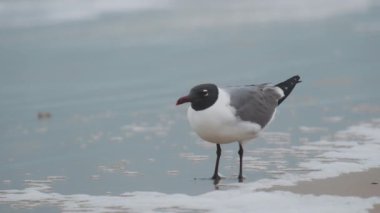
[187,88,262,144]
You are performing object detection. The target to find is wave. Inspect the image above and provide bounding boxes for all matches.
[0,0,170,28]
[1,118,380,212]
[0,0,373,28]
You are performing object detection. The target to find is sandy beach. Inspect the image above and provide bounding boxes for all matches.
[1,0,380,212]
[268,168,380,213]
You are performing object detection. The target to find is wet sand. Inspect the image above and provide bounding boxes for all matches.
[268,168,380,212]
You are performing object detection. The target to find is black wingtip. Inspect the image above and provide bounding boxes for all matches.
[291,75,302,83]
[276,75,301,105]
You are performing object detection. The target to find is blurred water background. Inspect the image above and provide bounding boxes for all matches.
[1,0,380,211]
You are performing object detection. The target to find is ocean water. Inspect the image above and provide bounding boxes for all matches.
[1,0,380,212]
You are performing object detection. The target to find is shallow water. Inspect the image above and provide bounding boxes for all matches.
[1,0,380,212]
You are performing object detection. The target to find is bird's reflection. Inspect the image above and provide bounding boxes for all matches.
[213,176,244,190]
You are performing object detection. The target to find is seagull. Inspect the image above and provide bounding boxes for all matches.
[176,75,301,182]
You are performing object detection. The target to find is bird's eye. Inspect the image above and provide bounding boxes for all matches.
[200,89,209,97]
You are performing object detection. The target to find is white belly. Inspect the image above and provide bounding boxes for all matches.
[187,89,262,144]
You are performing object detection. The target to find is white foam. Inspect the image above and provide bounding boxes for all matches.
[168,0,372,29]
[323,116,344,123]
[1,184,379,213]
[250,119,380,189]
[0,0,372,28]
[0,0,170,28]
[1,119,380,212]
[121,120,173,138]
[261,132,291,144]
[179,152,209,162]
[299,126,328,133]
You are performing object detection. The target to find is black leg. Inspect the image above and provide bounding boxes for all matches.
[211,144,221,182]
[238,143,244,182]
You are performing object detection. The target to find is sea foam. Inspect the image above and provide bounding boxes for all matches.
[1,119,380,212]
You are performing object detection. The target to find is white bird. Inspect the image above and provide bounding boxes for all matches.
[176,75,301,182]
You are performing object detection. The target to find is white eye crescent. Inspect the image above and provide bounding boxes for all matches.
[202,89,209,96]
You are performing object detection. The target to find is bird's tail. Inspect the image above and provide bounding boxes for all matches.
[276,75,301,105]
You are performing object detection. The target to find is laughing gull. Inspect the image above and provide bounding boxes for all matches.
[176,75,301,182]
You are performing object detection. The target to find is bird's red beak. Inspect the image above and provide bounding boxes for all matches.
[176,96,190,105]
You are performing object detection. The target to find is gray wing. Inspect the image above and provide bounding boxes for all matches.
[226,84,283,128]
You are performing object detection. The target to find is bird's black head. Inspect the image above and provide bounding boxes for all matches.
[176,83,219,111]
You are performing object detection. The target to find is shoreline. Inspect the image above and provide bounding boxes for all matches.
[266,168,380,212]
